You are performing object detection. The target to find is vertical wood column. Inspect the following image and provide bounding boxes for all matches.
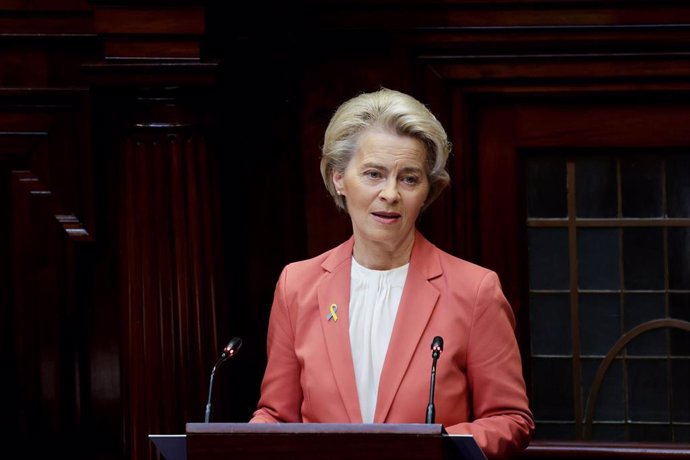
[85,4,223,459]
[113,88,225,460]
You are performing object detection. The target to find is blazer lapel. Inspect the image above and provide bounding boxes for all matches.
[317,237,362,423]
[374,232,442,422]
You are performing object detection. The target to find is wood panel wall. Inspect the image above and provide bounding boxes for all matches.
[2,1,690,460]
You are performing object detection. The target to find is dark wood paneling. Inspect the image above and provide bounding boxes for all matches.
[93,7,204,34]
[523,440,690,459]
[94,86,228,460]
[3,2,690,460]
[93,6,205,59]
[1,4,220,460]
[1,90,94,457]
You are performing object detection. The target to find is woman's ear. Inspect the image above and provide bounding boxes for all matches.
[332,171,344,194]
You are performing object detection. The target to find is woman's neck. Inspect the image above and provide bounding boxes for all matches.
[352,232,415,270]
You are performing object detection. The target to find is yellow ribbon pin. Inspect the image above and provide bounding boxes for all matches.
[326,303,338,322]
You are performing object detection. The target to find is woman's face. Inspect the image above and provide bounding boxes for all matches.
[333,129,429,255]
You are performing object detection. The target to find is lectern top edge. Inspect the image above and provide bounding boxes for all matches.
[185,422,446,436]
[154,423,485,460]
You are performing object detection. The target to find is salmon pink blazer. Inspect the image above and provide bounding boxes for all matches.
[250,231,534,459]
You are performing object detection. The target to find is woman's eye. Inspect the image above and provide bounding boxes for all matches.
[365,170,381,179]
[402,175,419,185]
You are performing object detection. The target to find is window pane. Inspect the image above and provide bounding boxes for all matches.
[528,228,570,290]
[578,228,620,290]
[667,154,690,218]
[579,293,620,355]
[531,357,574,420]
[590,423,628,441]
[627,359,669,422]
[576,156,617,218]
[669,227,690,290]
[624,293,667,356]
[629,424,672,442]
[530,293,572,355]
[534,423,576,440]
[526,155,567,217]
[623,228,664,290]
[582,358,625,420]
[669,294,690,356]
[672,359,690,423]
[674,425,690,443]
[620,155,662,217]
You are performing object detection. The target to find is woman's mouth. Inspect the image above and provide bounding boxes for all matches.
[371,211,401,224]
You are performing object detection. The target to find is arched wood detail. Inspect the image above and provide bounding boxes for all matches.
[583,318,690,439]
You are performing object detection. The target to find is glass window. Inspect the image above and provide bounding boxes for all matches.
[531,357,574,420]
[629,423,673,442]
[578,228,620,290]
[674,425,690,443]
[526,150,690,443]
[535,423,576,441]
[667,155,690,218]
[579,294,620,356]
[576,156,617,218]
[624,293,667,356]
[671,359,690,423]
[530,293,572,355]
[669,294,690,355]
[627,359,669,422]
[528,228,569,290]
[669,227,690,290]
[620,155,662,217]
[581,358,625,420]
[526,155,567,217]
[590,423,628,441]
[623,228,664,290]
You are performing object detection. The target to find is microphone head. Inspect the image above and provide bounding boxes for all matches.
[431,336,444,359]
[222,337,243,359]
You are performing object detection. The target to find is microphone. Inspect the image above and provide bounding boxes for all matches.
[425,336,444,424]
[204,337,242,423]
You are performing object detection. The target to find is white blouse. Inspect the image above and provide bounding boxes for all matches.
[348,257,409,423]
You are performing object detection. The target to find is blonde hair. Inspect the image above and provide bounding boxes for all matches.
[320,88,451,212]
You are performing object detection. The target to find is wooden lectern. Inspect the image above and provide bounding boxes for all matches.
[151,423,486,460]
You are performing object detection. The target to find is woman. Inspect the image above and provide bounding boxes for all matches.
[250,88,534,459]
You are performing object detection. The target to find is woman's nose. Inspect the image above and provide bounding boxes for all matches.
[378,179,400,202]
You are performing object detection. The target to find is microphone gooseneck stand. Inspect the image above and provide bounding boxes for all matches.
[425,336,444,424]
[204,337,243,423]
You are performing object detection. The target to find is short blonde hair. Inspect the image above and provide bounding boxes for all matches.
[320,88,451,212]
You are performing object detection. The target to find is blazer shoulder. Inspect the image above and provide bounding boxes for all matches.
[412,232,494,283]
[281,237,352,279]
[434,245,494,277]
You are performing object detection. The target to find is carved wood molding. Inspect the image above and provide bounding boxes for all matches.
[523,440,690,459]
[106,87,226,460]
[0,89,94,233]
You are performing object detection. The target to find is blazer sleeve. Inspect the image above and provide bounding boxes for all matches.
[444,271,535,459]
[249,266,303,423]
